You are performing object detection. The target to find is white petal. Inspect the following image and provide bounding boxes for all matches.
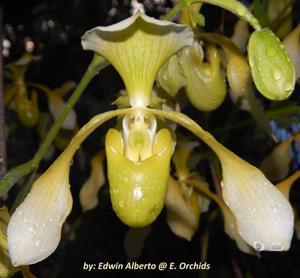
[7,162,72,266]
[221,153,294,251]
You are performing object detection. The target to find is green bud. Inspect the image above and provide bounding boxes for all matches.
[248,28,295,101]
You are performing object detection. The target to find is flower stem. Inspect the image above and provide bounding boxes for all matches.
[163,2,184,20]
[190,0,262,31]
[0,55,108,196]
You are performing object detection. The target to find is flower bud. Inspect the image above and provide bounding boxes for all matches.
[248,28,295,100]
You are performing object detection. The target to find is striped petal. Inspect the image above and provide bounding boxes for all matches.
[81,12,193,107]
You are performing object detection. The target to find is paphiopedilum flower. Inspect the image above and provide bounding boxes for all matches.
[81,12,194,226]
[81,11,193,107]
[7,4,296,268]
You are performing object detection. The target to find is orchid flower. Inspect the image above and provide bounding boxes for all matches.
[8,12,193,265]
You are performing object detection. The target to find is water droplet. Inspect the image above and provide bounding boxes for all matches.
[285,82,294,92]
[112,189,119,194]
[273,68,282,81]
[24,218,28,223]
[119,200,124,208]
[28,225,35,233]
[271,243,283,251]
[253,241,264,251]
[133,187,142,200]
[34,239,42,247]
[236,212,242,219]
[48,216,53,222]
[17,209,23,216]
[12,257,18,267]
